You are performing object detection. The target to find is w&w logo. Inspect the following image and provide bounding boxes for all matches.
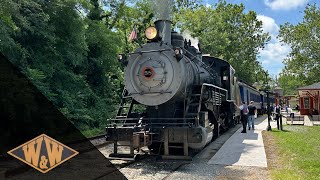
[7,134,78,173]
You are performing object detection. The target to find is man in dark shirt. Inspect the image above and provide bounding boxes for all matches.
[239,101,248,133]
[248,101,257,130]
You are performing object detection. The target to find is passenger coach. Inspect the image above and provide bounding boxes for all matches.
[238,80,263,115]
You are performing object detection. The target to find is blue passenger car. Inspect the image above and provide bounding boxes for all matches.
[238,80,264,115]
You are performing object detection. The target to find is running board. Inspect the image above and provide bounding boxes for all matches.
[108,153,139,161]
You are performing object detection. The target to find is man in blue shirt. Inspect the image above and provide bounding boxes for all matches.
[248,101,257,130]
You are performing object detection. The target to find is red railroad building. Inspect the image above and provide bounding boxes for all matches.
[297,82,320,115]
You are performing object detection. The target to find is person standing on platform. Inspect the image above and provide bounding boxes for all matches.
[274,104,281,121]
[287,106,293,114]
[248,101,257,130]
[239,101,249,133]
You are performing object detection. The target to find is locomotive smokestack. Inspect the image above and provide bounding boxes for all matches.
[149,0,173,45]
[155,20,171,45]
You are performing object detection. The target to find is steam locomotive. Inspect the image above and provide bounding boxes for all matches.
[106,20,266,160]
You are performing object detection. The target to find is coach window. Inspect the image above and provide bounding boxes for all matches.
[304,98,310,109]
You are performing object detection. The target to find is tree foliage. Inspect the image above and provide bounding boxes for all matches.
[278,4,320,86]
[175,0,270,83]
[0,0,122,132]
[278,74,305,96]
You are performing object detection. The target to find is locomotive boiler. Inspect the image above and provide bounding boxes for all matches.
[106,20,240,160]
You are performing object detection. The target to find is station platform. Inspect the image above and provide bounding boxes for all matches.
[166,116,273,179]
[207,116,275,167]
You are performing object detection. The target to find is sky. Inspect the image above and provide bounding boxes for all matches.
[205,0,318,78]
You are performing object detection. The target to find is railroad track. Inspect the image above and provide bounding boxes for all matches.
[97,123,242,179]
[1,123,241,179]
[87,134,109,148]
[98,145,190,179]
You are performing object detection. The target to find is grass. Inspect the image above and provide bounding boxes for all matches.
[81,128,105,138]
[268,125,320,180]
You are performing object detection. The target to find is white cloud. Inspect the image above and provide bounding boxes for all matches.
[260,40,291,63]
[257,15,279,36]
[257,15,291,76]
[205,0,211,8]
[259,39,291,75]
[264,0,308,10]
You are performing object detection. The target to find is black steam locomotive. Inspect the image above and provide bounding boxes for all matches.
[106,20,241,160]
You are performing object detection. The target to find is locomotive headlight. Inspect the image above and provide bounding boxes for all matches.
[145,26,158,40]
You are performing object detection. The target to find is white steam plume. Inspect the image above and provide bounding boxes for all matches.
[149,0,174,20]
[182,30,199,50]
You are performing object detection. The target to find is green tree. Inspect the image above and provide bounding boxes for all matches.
[278,3,320,84]
[175,0,270,83]
[0,0,123,133]
[278,72,305,96]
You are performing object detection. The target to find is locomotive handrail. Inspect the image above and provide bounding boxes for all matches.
[147,122,195,125]
[108,122,196,126]
[109,117,197,121]
[107,123,138,126]
[129,49,171,55]
[226,100,235,102]
[108,117,198,127]
[129,91,172,95]
[202,83,228,92]
[109,118,142,121]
